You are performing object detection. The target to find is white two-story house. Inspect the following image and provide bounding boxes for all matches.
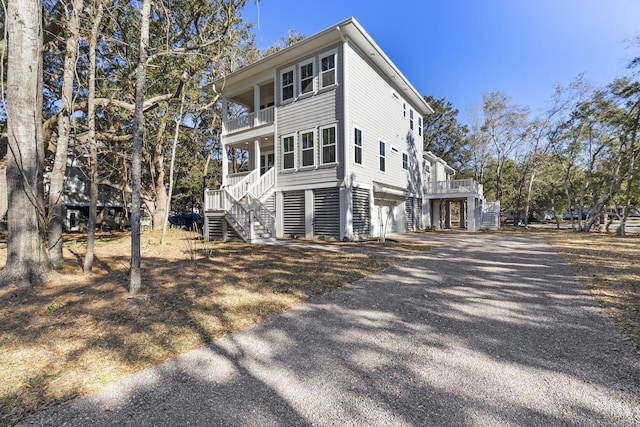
[204,17,490,242]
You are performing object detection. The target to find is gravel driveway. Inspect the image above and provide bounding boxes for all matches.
[21,233,640,426]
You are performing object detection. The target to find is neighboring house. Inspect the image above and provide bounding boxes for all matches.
[57,157,132,231]
[204,17,493,242]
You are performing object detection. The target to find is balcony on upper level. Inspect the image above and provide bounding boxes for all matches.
[223,106,275,135]
[426,178,483,198]
[221,80,275,137]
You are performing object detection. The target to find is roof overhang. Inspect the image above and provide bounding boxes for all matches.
[213,17,433,116]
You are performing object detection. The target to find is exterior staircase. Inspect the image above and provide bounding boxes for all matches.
[480,201,500,231]
[203,167,276,243]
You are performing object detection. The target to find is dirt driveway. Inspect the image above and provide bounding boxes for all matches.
[21,233,640,426]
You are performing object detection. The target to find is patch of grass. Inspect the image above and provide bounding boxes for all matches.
[540,229,640,351]
[0,230,435,425]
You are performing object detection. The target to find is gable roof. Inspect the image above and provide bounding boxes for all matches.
[214,17,433,116]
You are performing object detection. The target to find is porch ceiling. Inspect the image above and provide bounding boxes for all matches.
[227,134,275,150]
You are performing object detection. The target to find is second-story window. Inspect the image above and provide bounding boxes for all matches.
[410,109,414,130]
[321,125,336,164]
[301,130,315,167]
[379,140,386,172]
[354,127,362,165]
[418,116,423,136]
[282,68,294,101]
[300,61,314,95]
[282,135,295,170]
[321,52,336,88]
[402,152,409,170]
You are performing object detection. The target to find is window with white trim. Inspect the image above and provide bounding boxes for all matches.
[299,61,314,95]
[402,152,409,170]
[301,130,315,167]
[418,116,423,136]
[281,67,294,102]
[403,102,406,118]
[320,52,336,88]
[409,109,414,130]
[282,135,295,170]
[321,125,337,164]
[379,140,386,172]
[354,127,362,165]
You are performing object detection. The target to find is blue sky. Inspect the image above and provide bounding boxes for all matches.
[242,0,639,122]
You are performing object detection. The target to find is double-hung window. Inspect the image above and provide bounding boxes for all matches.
[281,68,294,102]
[418,116,422,136]
[301,130,315,167]
[354,127,362,165]
[402,152,409,170]
[299,61,314,95]
[282,135,295,170]
[409,109,414,130]
[320,52,336,88]
[321,125,337,164]
[379,140,386,172]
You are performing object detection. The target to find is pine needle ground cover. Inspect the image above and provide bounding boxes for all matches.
[0,230,436,425]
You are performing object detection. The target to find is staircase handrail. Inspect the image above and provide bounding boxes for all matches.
[228,169,259,201]
[249,166,276,199]
[246,191,275,235]
[221,187,252,241]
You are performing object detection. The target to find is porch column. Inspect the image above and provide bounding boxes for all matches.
[445,201,452,229]
[254,84,260,123]
[254,138,261,172]
[221,97,228,133]
[467,196,476,231]
[459,200,466,229]
[222,144,228,186]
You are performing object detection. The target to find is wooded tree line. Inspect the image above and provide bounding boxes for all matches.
[0,0,268,289]
[423,53,640,235]
[1,0,637,291]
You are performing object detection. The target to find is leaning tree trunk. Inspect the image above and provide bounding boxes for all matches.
[48,0,83,268]
[2,0,53,288]
[129,0,151,294]
[83,0,103,273]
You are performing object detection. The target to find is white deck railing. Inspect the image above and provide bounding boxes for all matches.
[249,167,275,199]
[429,179,482,195]
[223,106,275,135]
[228,169,258,201]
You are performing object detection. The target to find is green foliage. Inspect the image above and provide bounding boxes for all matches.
[422,95,471,175]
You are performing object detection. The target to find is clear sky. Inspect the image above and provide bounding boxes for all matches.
[242,0,640,122]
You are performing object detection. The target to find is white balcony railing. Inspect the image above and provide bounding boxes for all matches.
[223,106,275,135]
[428,179,482,195]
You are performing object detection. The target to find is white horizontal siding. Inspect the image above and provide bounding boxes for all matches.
[345,42,423,196]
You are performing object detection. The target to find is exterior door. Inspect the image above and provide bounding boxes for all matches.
[260,152,274,175]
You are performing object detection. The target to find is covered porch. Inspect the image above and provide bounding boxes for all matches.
[426,179,484,231]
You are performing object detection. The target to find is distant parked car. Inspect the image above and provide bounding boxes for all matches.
[168,212,203,230]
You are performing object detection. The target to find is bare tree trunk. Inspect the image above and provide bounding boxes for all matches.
[523,170,536,226]
[161,89,186,246]
[83,0,103,274]
[48,0,83,268]
[129,0,151,294]
[2,0,53,288]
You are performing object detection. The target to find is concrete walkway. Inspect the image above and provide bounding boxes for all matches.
[22,233,640,426]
